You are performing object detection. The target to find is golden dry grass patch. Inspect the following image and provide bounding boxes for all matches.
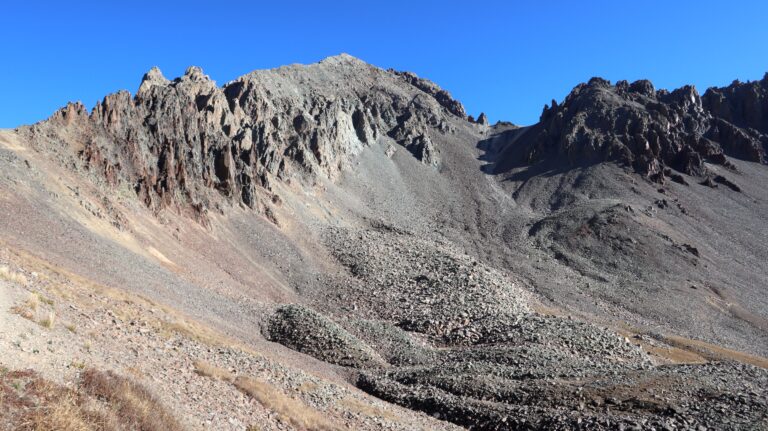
[1,366,185,431]
[193,360,234,383]
[79,368,186,431]
[662,335,768,369]
[26,292,39,312]
[40,311,56,329]
[22,392,93,431]
[192,360,341,431]
[146,246,181,272]
[234,376,339,431]
[615,326,707,365]
[0,265,29,286]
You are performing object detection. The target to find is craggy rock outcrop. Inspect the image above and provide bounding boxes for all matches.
[522,77,768,183]
[703,73,768,134]
[391,70,467,119]
[20,54,468,219]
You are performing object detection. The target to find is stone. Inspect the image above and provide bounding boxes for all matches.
[25,55,465,221]
[519,75,768,182]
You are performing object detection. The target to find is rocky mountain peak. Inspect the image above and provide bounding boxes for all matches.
[137,66,169,95]
[318,52,368,66]
[20,56,473,222]
[183,65,206,81]
[525,76,767,184]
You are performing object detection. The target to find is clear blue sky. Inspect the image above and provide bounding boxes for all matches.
[1,1,767,128]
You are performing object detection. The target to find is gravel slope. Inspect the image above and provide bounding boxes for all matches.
[0,58,767,430]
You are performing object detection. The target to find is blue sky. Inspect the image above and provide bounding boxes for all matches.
[1,1,767,127]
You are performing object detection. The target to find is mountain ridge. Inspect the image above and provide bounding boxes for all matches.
[1,56,767,430]
[17,54,477,225]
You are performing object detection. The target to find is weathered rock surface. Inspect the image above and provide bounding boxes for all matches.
[518,76,768,183]
[703,73,768,135]
[4,55,768,431]
[19,54,468,220]
[265,304,385,368]
[291,225,768,431]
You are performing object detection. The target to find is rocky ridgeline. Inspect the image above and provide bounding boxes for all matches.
[703,73,768,135]
[21,54,469,218]
[525,75,768,184]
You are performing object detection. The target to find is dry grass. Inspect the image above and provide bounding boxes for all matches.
[10,293,59,329]
[40,296,54,306]
[40,311,56,329]
[10,304,34,321]
[0,265,28,286]
[643,342,707,364]
[234,376,338,431]
[192,360,234,383]
[193,361,340,430]
[26,292,39,312]
[663,335,768,369]
[22,393,94,431]
[616,321,768,369]
[1,369,97,431]
[159,317,238,348]
[0,367,185,431]
[10,293,40,322]
[79,368,185,431]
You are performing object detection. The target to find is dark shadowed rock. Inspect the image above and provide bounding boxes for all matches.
[265,304,385,368]
[703,74,768,134]
[519,77,768,183]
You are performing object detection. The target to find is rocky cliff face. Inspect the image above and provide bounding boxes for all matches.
[703,73,768,135]
[21,54,469,219]
[522,76,768,184]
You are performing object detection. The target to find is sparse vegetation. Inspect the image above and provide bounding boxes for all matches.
[79,368,185,431]
[10,304,34,321]
[234,376,337,431]
[40,296,54,306]
[192,360,234,383]
[10,293,42,322]
[0,367,184,431]
[192,360,339,431]
[9,292,59,329]
[40,311,55,329]
[0,265,28,286]
[26,292,39,312]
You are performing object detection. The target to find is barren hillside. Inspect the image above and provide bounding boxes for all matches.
[1,56,766,430]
